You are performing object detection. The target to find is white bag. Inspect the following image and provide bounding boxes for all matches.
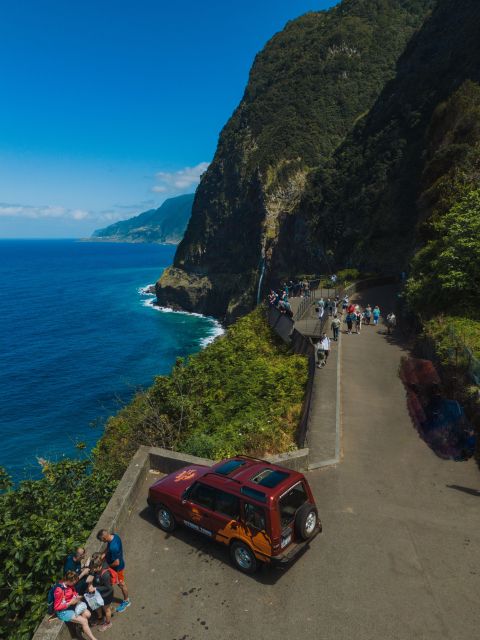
[84,590,104,611]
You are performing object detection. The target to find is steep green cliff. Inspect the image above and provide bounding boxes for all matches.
[156,0,434,320]
[93,193,194,244]
[304,0,480,281]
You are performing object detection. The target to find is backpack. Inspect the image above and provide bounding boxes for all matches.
[101,567,119,585]
[47,583,66,615]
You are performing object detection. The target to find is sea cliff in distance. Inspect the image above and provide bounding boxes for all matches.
[91,193,194,244]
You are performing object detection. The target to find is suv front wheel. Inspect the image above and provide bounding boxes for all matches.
[230,541,258,574]
[295,504,318,541]
[155,504,177,532]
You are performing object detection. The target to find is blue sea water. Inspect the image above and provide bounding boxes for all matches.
[0,240,222,481]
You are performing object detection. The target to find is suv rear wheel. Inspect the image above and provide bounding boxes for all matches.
[155,504,176,532]
[295,503,318,541]
[230,541,258,574]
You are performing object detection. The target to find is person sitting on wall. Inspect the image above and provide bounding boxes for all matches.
[52,571,98,640]
[63,547,91,595]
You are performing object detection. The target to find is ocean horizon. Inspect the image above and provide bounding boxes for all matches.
[0,239,223,481]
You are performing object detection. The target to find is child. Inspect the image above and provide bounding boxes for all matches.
[90,560,114,631]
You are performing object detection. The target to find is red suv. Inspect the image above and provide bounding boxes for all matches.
[147,456,321,573]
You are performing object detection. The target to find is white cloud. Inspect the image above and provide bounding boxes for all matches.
[152,162,209,195]
[0,203,92,221]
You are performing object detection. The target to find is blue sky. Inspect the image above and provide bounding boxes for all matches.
[0,0,338,237]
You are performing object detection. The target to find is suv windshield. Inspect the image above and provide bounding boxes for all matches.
[279,481,308,528]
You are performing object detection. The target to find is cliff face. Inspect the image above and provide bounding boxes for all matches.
[93,194,194,244]
[156,0,434,321]
[303,0,480,274]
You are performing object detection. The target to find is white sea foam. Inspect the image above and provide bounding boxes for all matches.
[139,284,225,347]
[199,322,225,347]
[138,284,156,296]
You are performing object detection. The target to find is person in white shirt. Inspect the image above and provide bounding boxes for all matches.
[316,333,331,368]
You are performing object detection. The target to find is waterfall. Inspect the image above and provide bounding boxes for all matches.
[256,256,266,306]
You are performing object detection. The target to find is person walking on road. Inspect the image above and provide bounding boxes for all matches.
[97,529,130,612]
[346,312,354,335]
[364,304,372,325]
[355,310,362,334]
[373,305,381,326]
[331,314,341,341]
[315,338,326,368]
[319,333,331,366]
[386,312,397,335]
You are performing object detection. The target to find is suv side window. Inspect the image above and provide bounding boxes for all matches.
[244,502,266,531]
[214,489,240,519]
[189,482,216,510]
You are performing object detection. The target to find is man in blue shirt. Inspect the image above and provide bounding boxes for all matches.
[62,547,91,595]
[97,529,130,612]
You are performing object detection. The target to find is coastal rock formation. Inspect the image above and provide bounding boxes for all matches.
[93,193,194,244]
[156,0,434,321]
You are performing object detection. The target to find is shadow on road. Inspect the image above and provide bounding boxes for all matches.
[137,507,308,585]
[446,484,480,497]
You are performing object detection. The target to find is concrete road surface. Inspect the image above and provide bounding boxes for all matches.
[111,285,480,640]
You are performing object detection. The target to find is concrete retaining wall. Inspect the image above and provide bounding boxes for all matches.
[32,446,309,640]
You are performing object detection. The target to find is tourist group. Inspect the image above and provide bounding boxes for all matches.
[47,530,130,639]
[315,295,397,368]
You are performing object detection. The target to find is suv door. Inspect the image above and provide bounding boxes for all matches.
[241,502,272,559]
[181,482,216,538]
[208,489,241,544]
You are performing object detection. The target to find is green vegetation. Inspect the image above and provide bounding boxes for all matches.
[229,0,434,172]
[95,308,308,479]
[425,317,480,362]
[406,81,480,316]
[407,189,480,314]
[93,193,194,244]
[0,459,117,640]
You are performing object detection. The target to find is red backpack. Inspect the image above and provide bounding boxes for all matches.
[101,567,119,584]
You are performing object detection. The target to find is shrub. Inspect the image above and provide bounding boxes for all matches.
[95,308,308,478]
[0,459,117,639]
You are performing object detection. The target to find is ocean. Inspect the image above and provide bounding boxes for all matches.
[0,239,223,481]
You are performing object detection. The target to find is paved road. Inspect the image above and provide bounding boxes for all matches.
[112,285,480,640]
